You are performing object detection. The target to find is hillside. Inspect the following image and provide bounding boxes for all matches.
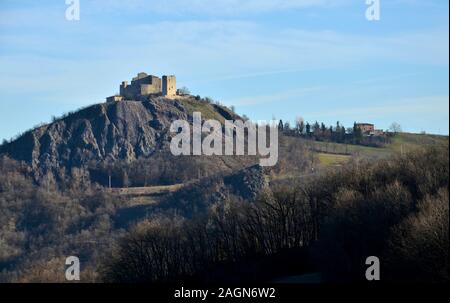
[389,132,449,153]
[0,96,255,183]
[268,132,449,184]
[1,93,446,186]
[0,95,447,283]
[304,132,448,164]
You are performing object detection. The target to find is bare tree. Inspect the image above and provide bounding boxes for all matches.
[295,116,305,135]
[389,122,402,134]
[177,86,191,95]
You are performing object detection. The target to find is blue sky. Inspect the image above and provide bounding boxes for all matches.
[0,0,448,141]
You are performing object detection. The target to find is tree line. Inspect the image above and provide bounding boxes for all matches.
[278,118,391,147]
[101,146,449,283]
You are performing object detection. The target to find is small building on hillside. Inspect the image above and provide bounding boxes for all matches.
[355,123,385,136]
[356,123,375,134]
[372,129,385,136]
[106,95,124,103]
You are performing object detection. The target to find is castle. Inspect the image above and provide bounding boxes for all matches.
[107,72,176,102]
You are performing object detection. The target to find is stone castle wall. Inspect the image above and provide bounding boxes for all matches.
[162,75,176,96]
[109,72,177,102]
[120,73,162,100]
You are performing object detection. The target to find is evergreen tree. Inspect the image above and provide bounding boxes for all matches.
[353,122,362,143]
[278,119,284,132]
[321,123,326,134]
[284,121,291,133]
[340,126,346,142]
[306,122,311,137]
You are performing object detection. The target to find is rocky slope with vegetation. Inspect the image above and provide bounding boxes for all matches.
[0,94,448,283]
[0,96,250,184]
[102,147,449,283]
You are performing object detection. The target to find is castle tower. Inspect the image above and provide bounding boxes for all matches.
[119,81,128,96]
[162,75,176,97]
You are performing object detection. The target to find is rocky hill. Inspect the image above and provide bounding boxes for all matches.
[0,96,256,183]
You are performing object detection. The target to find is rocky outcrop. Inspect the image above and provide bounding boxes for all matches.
[0,96,244,180]
[157,164,269,218]
[224,164,268,200]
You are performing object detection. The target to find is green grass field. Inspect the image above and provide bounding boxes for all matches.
[312,133,448,160]
[389,133,448,153]
[178,98,231,123]
[114,184,186,207]
[317,152,352,167]
[312,141,391,158]
[115,184,185,196]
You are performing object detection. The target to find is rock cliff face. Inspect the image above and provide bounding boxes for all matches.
[114,164,269,225]
[0,96,250,180]
[149,164,269,219]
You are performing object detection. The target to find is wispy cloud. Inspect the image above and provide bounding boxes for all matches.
[0,0,448,138]
[0,18,447,103]
[227,86,325,106]
[309,95,449,118]
[89,0,349,16]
